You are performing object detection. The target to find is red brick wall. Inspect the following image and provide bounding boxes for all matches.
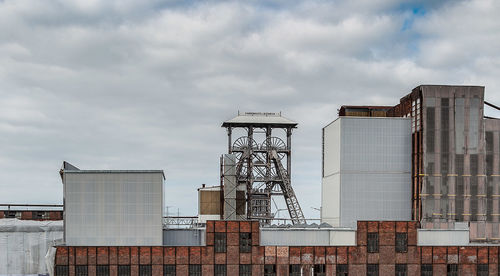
[55,220,500,276]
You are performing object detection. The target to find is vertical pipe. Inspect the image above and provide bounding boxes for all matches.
[227,127,232,154]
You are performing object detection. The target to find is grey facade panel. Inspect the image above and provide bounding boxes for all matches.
[64,171,164,246]
[322,117,412,228]
[163,229,205,246]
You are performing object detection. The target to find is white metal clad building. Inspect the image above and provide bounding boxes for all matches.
[62,166,164,246]
[321,117,412,228]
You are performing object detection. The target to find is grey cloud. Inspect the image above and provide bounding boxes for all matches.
[1,0,499,218]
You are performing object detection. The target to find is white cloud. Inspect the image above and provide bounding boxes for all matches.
[1,0,499,218]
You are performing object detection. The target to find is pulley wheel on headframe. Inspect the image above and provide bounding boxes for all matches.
[262,137,287,160]
[232,136,258,152]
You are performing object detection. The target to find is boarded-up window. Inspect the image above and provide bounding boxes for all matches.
[199,190,221,215]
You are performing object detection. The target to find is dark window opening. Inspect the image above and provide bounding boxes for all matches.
[367,233,379,253]
[421,264,432,276]
[139,265,152,276]
[336,264,348,276]
[240,232,252,253]
[215,264,226,276]
[164,265,176,276]
[396,233,408,253]
[477,264,488,276]
[96,265,109,276]
[395,264,407,276]
[189,265,202,276]
[447,264,458,276]
[55,265,69,276]
[290,264,301,276]
[264,264,276,276]
[118,265,131,276]
[314,264,326,276]
[367,264,378,276]
[239,264,252,276]
[4,211,18,218]
[215,232,227,253]
[75,265,88,276]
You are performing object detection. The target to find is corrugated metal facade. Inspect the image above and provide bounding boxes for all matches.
[163,229,205,246]
[63,171,164,246]
[322,117,412,228]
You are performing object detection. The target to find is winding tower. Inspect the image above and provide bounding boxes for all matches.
[222,112,306,224]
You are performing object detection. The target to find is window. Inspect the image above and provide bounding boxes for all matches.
[215,232,227,253]
[118,265,130,276]
[96,265,109,276]
[164,265,175,276]
[395,264,407,276]
[4,211,18,218]
[290,264,301,276]
[55,265,69,276]
[215,265,227,276]
[477,264,488,276]
[32,211,48,219]
[314,264,326,276]
[396,233,407,253]
[189,265,202,276]
[336,264,348,276]
[421,264,432,276]
[139,265,152,276]
[240,233,252,253]
[240,264,252,276]
[367,264,378,276]
[447,264,458,276]
[264,264,276,276]
[367,233,379,253]
[75,265,88,276]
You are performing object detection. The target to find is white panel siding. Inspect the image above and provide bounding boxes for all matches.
[322,117,412,228]
[64,172,163,246]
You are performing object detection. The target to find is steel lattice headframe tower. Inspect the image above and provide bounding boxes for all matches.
[221,112,306,224]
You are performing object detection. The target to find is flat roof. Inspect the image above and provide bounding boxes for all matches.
[222,112,297,128]
[64,170,166,179]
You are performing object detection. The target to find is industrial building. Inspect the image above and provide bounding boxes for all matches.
[330,85,500,243]
[3,85,500,275]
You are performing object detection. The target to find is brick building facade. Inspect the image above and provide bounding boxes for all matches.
[55,220,500,276]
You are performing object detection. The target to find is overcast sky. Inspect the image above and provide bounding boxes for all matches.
[1,0,500,219]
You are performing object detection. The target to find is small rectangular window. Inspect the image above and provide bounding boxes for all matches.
[239,264,252,276]
[215,265,227,276]
[189,265,202,276]
[164,265,176,276]
[32,211,48,219]
[96,265,109,276]
[395,264,407,276]
[4,211,18,218]
[75,265,88,276]
[118,265,130,276]
[314,264,326,276]
[215,232,227,253]
[290,264,301,276]
[396,233,407,253]
[139,265,152,276]
[264,264,276,276]
[336,264,348,276]
[240,232,252,253]
[367,233,379,253]
[55,265,69,276]
[421,264,432,276]
[367,264,378,276]
[447,264,458,276]
[477,264,488,276]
